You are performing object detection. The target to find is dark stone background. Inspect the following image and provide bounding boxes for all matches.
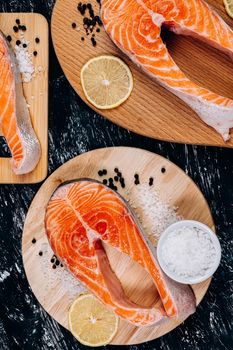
[0,1,232,349]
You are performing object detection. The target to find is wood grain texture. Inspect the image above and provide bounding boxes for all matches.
[51,0,233,148]
[0,3,232,350]
[22,147,214,345]
[0,13,48,184]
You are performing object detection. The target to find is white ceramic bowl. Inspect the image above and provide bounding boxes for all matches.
[157,220,221,284]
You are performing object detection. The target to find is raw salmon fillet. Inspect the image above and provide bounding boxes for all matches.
[0,31,41,174]
[101,0,233,141]
[45,180,195,326]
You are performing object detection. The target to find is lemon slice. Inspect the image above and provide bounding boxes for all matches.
[223,0,233,18]
[80,55,133,109]
[68,293,119,347]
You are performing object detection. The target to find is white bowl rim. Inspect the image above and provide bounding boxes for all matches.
[157,220,221,284]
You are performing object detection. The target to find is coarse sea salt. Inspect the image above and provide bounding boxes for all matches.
[161,226,217,278]
[40,242,86,303]
[133,184,181,240]
[15,39,34,83]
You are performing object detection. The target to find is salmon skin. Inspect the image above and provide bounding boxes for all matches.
[45,179,196,326]
[101,0,233,141]
[0,31,40,175]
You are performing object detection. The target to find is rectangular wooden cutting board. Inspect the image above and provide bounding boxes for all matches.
[0,13,48,184]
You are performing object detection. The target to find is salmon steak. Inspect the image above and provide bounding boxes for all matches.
[0,31,41,175]
[101,0,233,141]
[45,179,196,326]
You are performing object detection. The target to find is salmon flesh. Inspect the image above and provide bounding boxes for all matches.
[101,0,233,141]
[45,180,196,326]
[0,31,41,174]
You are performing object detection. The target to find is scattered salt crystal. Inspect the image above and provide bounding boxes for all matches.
[15,39,34,83]
[161,226,217,278]
[40,242,86,302]
[135,184,181,240]
[37,65,43,72]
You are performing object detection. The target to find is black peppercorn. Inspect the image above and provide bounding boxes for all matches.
[91,38,97,46]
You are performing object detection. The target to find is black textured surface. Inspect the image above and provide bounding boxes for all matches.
[0,1,232,349]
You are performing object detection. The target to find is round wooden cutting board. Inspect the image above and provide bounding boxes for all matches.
[22,147,215,345]
[51,0,233,147]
